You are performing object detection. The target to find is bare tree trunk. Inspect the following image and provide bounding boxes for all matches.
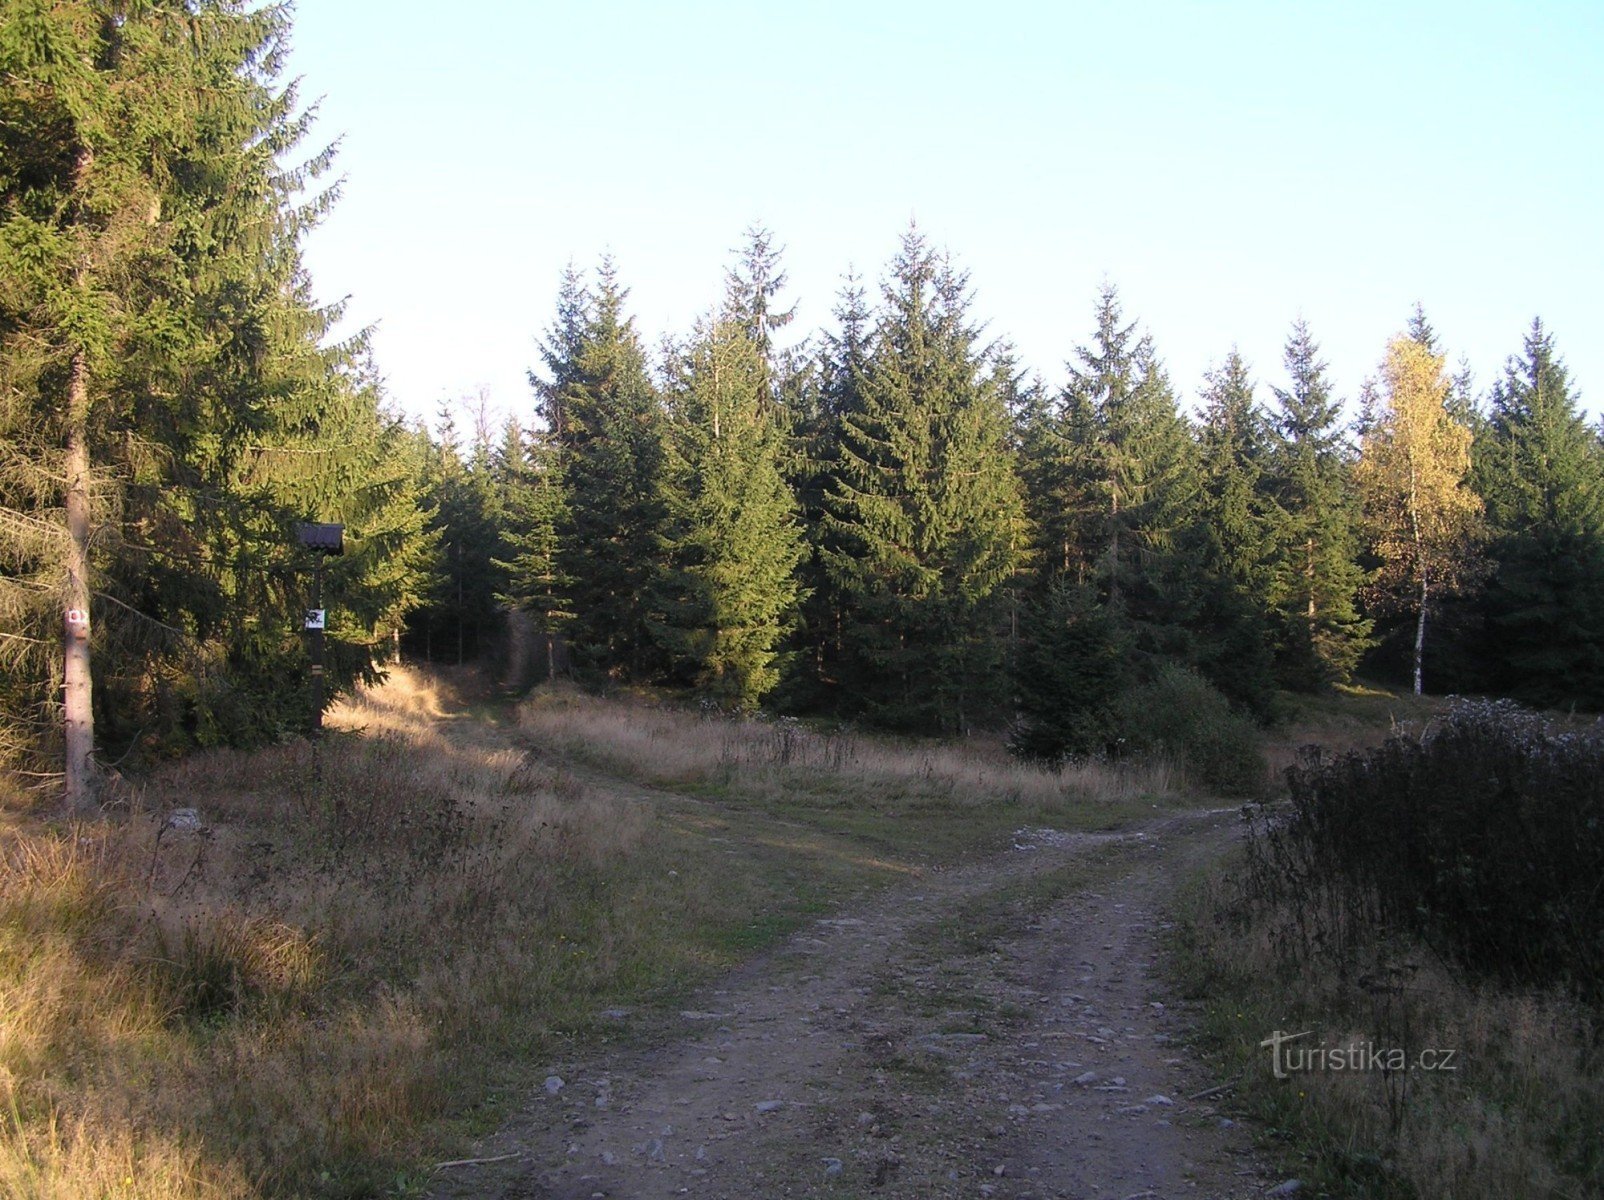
[1305,535,1317,621]
[1413,570,1428,697]
[1408,456,1426,696]
[1106,484,1121,609]
[63,348,97,813]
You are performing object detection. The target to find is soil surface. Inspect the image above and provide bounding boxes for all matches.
[430,806,1282,1199]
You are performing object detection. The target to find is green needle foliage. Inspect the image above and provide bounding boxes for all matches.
[492,415,570,663]
[1264,320,1370,690]
[822,229,1025,734]
[1061,285,1200,615]
[0,0,427,773]
[659,318,806,708]
[1009,576,1128,763]
[1474,319,1604,707]
[545,259,672,682]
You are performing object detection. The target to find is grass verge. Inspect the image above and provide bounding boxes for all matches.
[1168,848,1604,1199]
[0,669,1226,1197]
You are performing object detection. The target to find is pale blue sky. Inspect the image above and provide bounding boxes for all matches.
[286,1,1604,426]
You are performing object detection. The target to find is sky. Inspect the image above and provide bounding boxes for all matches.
[284,1,1604,427]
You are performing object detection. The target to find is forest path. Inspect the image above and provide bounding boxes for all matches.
[429,801,1276,1200]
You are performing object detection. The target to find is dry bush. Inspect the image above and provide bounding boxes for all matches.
[1256,700,1604,998]
[1172,700,1604,1196]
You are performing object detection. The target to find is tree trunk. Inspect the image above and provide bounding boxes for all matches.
[1413,570,1428,697]
[1107,484,1121,609]
[63,348,97,813]
[1408,455,1426,696]
[1305,535,1316,621]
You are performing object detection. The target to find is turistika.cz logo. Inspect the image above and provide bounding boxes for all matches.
[1259,1030,1460,1079]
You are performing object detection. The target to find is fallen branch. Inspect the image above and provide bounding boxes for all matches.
[433,1151,522,1170]
[1187,1079,1237,1102]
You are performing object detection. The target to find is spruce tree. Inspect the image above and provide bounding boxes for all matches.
[1059,286,1199,611]
[409,407,506,665]
[658,319,805,707]
[1264,320,1369,688]
[1474,320,1604,705]
[544,259,671,680]
[1009,577,1128,763]
[1406,301,1440,355]
[723,224,798,387]
[1188,350,1277,712]
[822,230,1024,733]
[0,1,426,789]
[1195,350,1274,594]
[787,273,870,706]
[493,417,570,678]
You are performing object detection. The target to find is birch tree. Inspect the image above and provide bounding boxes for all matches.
[1356,336,1482,694]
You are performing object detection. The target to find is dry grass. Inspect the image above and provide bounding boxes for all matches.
[0,667,914,1198]
[1172,858,1604,1199]
[1260,681,1448,785]
[516,683,1184,860]
[0,669,1231,1197]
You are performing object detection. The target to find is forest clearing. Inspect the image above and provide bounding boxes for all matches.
[4,669,1599,1198]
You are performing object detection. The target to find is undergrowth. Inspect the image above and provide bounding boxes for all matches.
[1171,697,1604,1199]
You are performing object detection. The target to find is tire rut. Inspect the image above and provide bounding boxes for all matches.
[430,806,1273,1199]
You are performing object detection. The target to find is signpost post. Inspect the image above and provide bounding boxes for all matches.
[296,522,344,737]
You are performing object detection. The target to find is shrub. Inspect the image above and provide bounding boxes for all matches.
[1114,664,1266,798]
[1250,698,1604,1000]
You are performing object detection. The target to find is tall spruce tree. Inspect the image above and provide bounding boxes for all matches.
[724,224,797,388]
[1187,350,1277,712]
[544,259,670,680]
[1264,320,1369,688]
[1017,288,1281,708]
[0,1,425,796]
[658,318,805,707]
[492,416,570,678]
[409,406,506,665]
[1195,350,1274,595]
[1059,286,1199,612]
[822,230,1024,733]
[1474,319,1604,706]
[787,273,870,706]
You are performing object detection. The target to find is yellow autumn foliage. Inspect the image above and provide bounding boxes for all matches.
[1355,336,1482,690]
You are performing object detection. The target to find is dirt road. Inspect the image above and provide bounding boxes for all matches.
[431,806,1278,1199]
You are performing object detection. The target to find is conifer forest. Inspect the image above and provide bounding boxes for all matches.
[4,6,1604,1198]
[6,2,1602,801]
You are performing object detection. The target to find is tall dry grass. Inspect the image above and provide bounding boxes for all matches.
[517,683,1181,817]
[1174,862,1603,1199]
[0,668,792,1198]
